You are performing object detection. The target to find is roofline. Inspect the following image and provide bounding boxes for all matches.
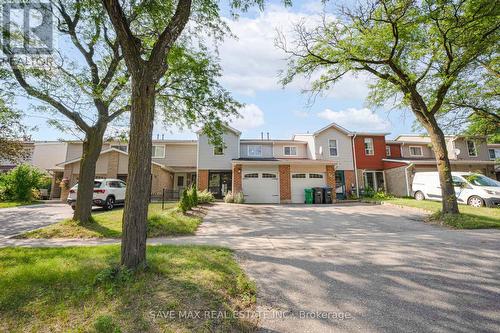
[240,139,308,144]
[313,122,353,136]
[383,158,495,165]
[232,159,334,165]
[354,132,390,136]
[195,123,241,135]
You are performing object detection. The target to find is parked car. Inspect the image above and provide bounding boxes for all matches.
[67,179,126,210]
[412,172,500,207]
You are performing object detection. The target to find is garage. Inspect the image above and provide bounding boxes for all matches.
[291,173,326,203]
[242,168,279,203]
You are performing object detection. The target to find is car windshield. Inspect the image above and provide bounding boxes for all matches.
[464,174,500,187]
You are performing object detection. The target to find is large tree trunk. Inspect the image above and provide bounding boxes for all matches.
[121,77,155,269]
[415,112,460,215]
[73,126,106,223]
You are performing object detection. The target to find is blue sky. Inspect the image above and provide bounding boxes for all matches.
[19,0,417,141]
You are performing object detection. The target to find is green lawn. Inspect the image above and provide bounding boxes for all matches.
[0,245,257,332]
[0,201,42,209]
[371,197,500,229]
[19,202,203,239]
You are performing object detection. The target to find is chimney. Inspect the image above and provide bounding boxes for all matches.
[156,134,159,140]
[267,132,270,140]
[261,132,264,140]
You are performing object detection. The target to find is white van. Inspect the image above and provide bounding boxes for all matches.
[412,172,500,207]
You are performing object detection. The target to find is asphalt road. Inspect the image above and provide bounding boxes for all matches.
[0,203,73,237]
[198,203,500,333]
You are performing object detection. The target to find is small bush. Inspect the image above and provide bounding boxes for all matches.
[93,315,122,333]
[190,186,198,207]
[361,186,375,198]
[179,188,191,213]
[0,164,46,202]
[234,192,245,204]
[197,190,215,204]
[224,191,234,203]
[372,191,394,200]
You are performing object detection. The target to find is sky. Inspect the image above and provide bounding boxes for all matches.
[18,0,418,142]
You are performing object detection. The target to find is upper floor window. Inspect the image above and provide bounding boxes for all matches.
[489,149,496,160]
[467,140,477,157]
[213,145,224,155]
[111,145,128,152]
[328,140,338,156]
[248,145,262,157]
[386,145,391,157]
[364,138,374,155]
[152,145,165,158]
[284,146,297,156]
[409,146,423,156]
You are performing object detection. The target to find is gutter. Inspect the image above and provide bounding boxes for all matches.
[404,163,414,197]
[351,133,360,197]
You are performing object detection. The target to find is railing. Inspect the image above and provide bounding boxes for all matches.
[150,189,182,209]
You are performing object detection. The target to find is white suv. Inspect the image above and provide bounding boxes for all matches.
[67,179,126,210]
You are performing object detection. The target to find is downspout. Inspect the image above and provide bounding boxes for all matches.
[351,134,359,197]
[404,162,414,197]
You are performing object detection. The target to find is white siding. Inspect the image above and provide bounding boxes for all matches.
[32,142,68,170]
[273,143,308,159]
[197,130,240,170]
[314,128,354,170]
[293,135,315,159]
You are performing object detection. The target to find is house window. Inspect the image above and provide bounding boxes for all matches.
[244,173,258,178]
[292,173,306,178]
[213,145,224,156]
[262,173,277,178]
[467,140,477,157]
[284,146,297,156]
[409,146,423,156]
[309,173,323,179]
[248,145,262,157]
[386,145,391,157]
[111,145,128,152]
[364,171,385,191]
[489,149,496,160]
[177,176,184,187]
[328,140,338,156]
[364,138,374,155]
[152,145,165,158]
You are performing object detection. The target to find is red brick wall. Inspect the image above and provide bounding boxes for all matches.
[387,143,402,158]
[354,135,387,169]
[232,164,242,193]
[198,169,208,191]
[279,165,291,203]
[326,165,336,188]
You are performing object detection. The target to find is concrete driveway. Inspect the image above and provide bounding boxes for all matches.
[0,203,73,237]
[197,203,500,333]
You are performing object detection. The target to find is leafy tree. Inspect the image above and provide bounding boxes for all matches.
[101,0,244,268]
[0,98,29,163]
[277,0,499,215]
[1,0,130,223]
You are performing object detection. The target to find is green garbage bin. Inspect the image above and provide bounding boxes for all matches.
[304,188,314,204]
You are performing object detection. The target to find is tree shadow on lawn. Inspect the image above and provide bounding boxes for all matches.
[0,245,257,332]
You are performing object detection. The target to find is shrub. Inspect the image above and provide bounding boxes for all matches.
[362,186,375,198]
[234,192,245,204]
[224,191,234,203]
[190,186,198,207]
[1,164,46,202]
[197,190,215,204]
[179,188,191,213]
[372,191,394,200]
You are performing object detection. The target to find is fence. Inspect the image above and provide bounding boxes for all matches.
[150,189,182,210]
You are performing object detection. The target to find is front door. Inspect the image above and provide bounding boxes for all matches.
[208,171,232,198]
[335,170,346,199]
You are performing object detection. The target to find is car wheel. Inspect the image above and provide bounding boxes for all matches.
[104,196,115,210]
[414,191,425,201]
[467,195,484,208]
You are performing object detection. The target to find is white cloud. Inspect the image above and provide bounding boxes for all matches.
[219,6,367,97]
[317,108,391,132]
[229,103,265,131]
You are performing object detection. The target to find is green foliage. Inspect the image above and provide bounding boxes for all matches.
[0,164,46,202]
[93,315,122,333]
[372,191,394,200]
[234,192,245,204]
[224,191,234,203]
[197,190,215,204]
[190,186,198,207]
[0,98,28,162]
[179,188,192,213]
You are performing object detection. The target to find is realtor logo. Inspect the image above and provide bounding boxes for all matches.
[2,2,53,54]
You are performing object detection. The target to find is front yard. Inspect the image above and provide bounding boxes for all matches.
[0,201,42,209]
[371,197,500,229]
[0,245,256,332]
[18,202,203,239]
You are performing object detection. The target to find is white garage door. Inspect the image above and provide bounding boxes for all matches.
[291,173,326,203]
[242,170,279,203]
